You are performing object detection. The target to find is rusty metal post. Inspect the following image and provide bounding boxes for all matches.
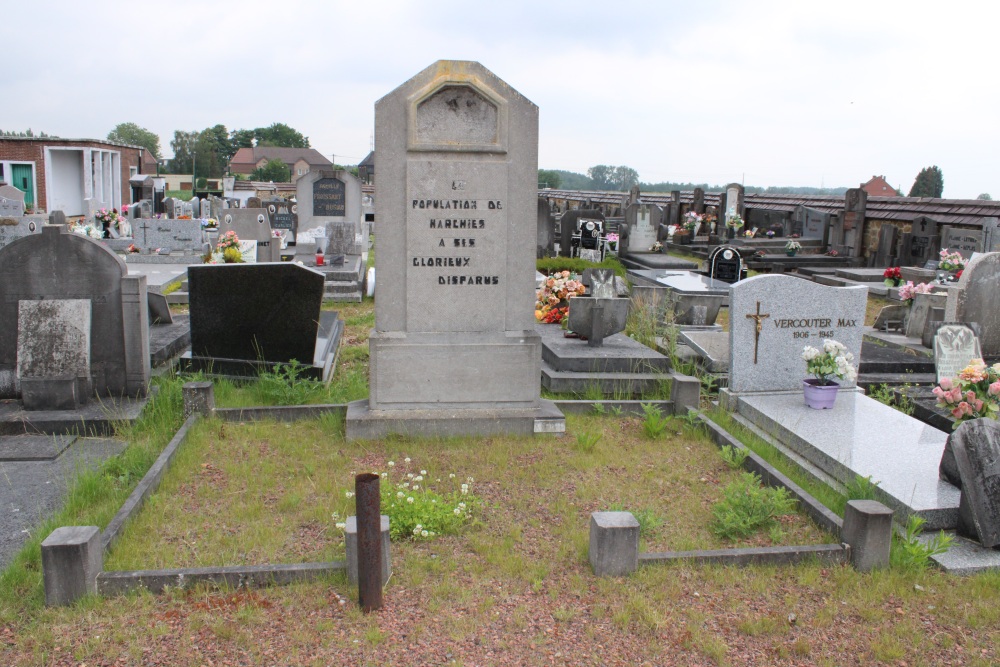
[355,473,383,612]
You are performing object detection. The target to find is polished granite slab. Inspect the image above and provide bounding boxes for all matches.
[733,390,960,529]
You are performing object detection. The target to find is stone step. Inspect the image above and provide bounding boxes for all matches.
[165,292,189,305]
[322,291,362,303]
[324,281,363,294]
[541,363,672,397]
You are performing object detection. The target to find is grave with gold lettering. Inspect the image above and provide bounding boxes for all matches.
[346,60,564,439]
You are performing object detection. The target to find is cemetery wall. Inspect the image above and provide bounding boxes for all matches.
[0,138,149,213]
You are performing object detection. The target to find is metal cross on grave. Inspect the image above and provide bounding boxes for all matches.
[137,219,152,247]
[746,300,770,364]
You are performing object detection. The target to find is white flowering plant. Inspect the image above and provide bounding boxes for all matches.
[801,339,857,385]
[785,240,802,252]
[71,222,103,240]
[334,459,480,541]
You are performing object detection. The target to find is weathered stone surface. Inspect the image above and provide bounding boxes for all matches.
[537,197,555,258]
[589,511,639,577]
[841,500,894,572]
[41,526,102,606]
[728,275,867,393]
[0,215,43,250]
[0,226,149,400]
[934,324,982,383]
[188,263,324,364]
[944,252,1000,358]
[948,418,1000,547]
[17,300,91,410]
[906,291,947,338]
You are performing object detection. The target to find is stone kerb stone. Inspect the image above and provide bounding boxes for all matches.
[344,515,391,586]
[944,251,1000,358]
[41,526,103,606]
[366,60,541,411]
[840,500,893,572]
[728,275,867,394]
[589,511,639,576]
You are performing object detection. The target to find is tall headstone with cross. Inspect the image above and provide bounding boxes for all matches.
[347,60,560,439]
[727,275,867,393]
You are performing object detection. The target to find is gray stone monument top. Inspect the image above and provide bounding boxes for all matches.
[296,169,362,229]
[0,185,26,217]
[728,274,867,393]
[948,418,1000,547]
[0,215,44,250]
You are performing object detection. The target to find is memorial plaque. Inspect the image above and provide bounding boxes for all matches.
[709,245,743,283]
[313,178,346,217]
[934,324,982,383]
[270,201,298,231]
[941,227,983,258]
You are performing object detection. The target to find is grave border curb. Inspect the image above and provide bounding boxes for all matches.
[97,561,347,596]
[639,543,848,568]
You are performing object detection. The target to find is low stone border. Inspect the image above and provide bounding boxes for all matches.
[214,404,347,423]
[553,400,672,416]
[696,412,843,534]
[102,413,200,552]
[97,562,347,596]
[639,544,848,568]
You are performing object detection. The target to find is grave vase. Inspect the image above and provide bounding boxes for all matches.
[803,379,839,409]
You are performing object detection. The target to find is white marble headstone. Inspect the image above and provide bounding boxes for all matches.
[934,324,982,383]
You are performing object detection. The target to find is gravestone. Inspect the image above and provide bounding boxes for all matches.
[0,185,25,216]
[934,324,982,383]
[134,218,205,255]
[209,196,223,220]
[798,207,831,244]
[727,275,867,393]
[0,216,43,250]
[874,225,898,266]
[296,170,362,234]
[904,217,940,266]
[982,218,1000,253]
[944,252,1000,358]
[187,263,326,367]
[947,419,1000,547]
[624,203,663,253]
[246,196,262,209]
[325,221,354,263]
[558,210,604,258]
[691,188,705,214]
[537,197,555,258]
[941,226,983,258]
[350,59,557,438]
[905,291,947,339]
[708,245,743,283]
[218,209,279,262]
[0,225,149,401]
[267,200,298,242]
[17,300,92,410]
[721,183,744,221]
[200,199,211,219]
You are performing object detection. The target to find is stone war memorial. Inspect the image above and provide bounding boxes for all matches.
[347,60,564,439]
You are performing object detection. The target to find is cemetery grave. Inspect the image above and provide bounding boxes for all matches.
[4,60,1000,667]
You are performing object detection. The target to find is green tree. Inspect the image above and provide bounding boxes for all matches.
[193,125,232,178]
[977,193,992,200]
[610,166,640,191]
[169,130,198,173]
[538,169,562,189]
[250,159,291,182]
[254,123,310,148]
[587,165,614,189]
[107,122,161,158]
[908,166,944,198]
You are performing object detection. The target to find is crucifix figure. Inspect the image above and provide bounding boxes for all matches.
[746,301,770,364]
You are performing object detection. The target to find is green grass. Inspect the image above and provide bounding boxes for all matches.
[164,189,193,201]
[536,255,626,278]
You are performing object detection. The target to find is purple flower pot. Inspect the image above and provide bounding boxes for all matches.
[803,378,839,409]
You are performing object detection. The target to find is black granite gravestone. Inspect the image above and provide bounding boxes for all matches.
[708,245,743,284]
[187,263,326,366]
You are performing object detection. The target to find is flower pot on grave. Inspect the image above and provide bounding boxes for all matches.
[677,232,692,245]
[803,379,839,410]
[786,250,797,257]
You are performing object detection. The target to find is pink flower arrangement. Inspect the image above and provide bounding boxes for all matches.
[897,280,934,305]
[938,248,965,272]
[933,359,1000,427]
[535,270,585,323]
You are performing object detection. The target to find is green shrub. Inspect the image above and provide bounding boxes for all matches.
[641,403,669,439]
[711,472,796,540]
[255,360,326,405]
[720,445,749,470]
[892,515,953,570]
[845,475,879,501]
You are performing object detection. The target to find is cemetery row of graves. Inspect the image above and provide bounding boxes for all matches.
[0,60,998,665]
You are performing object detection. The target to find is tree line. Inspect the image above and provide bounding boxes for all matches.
[106,122,311,178]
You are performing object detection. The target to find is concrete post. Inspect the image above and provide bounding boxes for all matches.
[589,511,639,576]
[182,381,215,418]
[841,500,894,572]
[41,526,103,606]
[344,515,391,587]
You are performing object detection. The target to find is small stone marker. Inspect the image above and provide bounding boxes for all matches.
[728,275,866,393]
[589,511,639,577]
[344,515,391,586]
[41,526,103,606]
[934,323,982,383]
[841,500,894,572]
[948,419,1000,547]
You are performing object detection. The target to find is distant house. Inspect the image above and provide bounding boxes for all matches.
[228,147,333,181]
[862,175,898,197]
[0,136,157,214]
[358,151,374,185]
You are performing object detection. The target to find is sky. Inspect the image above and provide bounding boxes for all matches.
[4,0,997,198]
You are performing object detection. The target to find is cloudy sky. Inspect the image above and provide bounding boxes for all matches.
[4,1,996,198]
